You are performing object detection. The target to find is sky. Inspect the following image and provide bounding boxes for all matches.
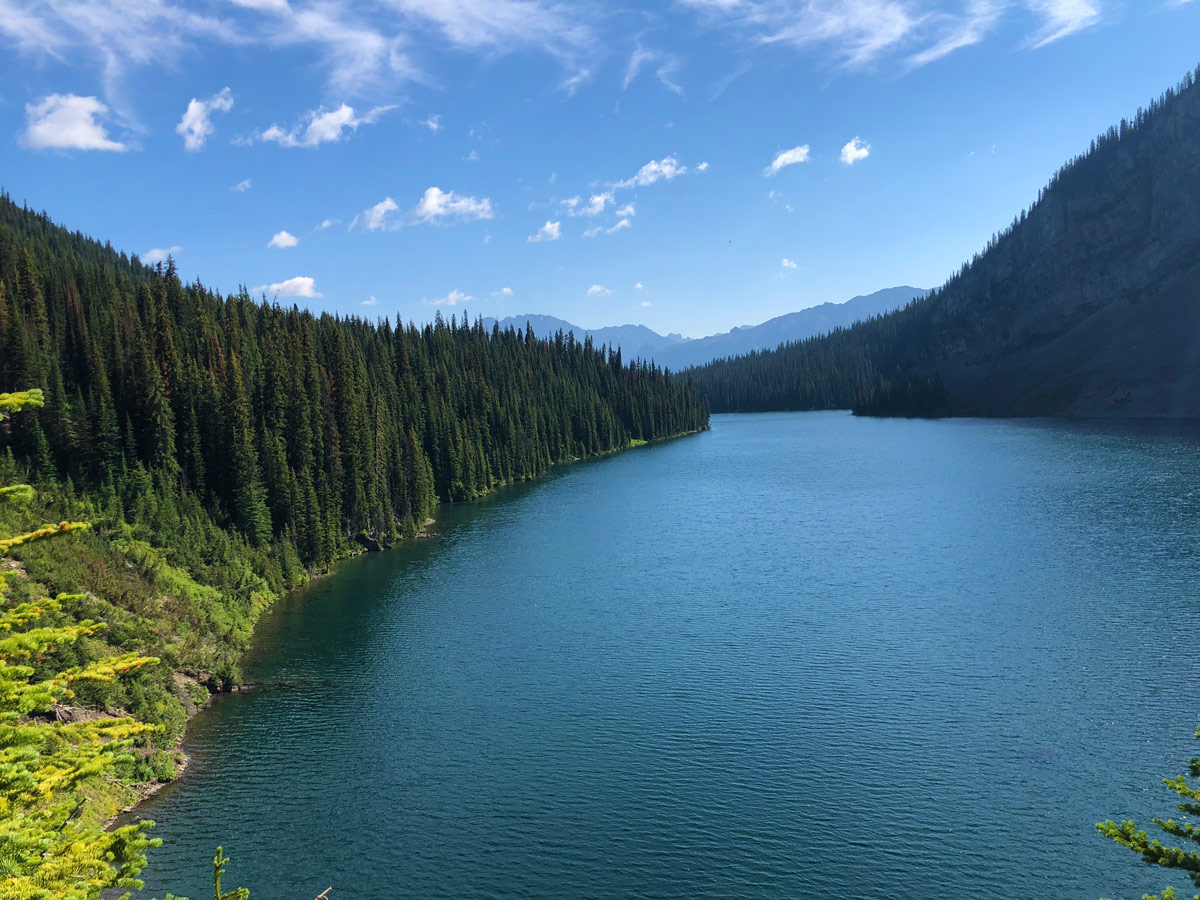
[1,1,1198,338]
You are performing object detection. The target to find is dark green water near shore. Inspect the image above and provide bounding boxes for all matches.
[134,411,1200,899]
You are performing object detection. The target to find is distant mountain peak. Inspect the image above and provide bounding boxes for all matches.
[486,286,928,371]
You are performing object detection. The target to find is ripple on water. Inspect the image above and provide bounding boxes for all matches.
[134,413,1200,900]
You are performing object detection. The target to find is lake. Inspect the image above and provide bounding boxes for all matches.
[133,411,1200,899]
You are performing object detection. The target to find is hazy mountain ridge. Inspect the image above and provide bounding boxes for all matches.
[483,285,926,371]
[652,286,929,370]
[480,315,685,361]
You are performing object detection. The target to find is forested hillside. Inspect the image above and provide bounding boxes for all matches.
[0,193,708,793]
[689,64,1200,418]
[683,299,948,415]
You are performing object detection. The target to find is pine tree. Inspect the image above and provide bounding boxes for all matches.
[0,388,159,900]
[1098,723,1200,900]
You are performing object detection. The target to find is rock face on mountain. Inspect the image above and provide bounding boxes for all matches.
[914,67,1200,417]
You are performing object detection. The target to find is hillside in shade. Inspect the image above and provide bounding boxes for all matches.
[688,65,1200,418]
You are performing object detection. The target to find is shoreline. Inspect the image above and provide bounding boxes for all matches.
[115,425,709,823]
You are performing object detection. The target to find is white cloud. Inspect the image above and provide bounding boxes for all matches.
[781,257,797,269]
[492,286,514,297]
[424,289,473,306]
[1024,0,1101,47]
[765,144,810,175]
[840,137,871,165]
[176,86,233,152]
[635,281,645,290]
[363,295,379,306]
[354,197,400,231]
[231,178,252,192]
[696,161,709,172]
[587,284,612,297]
[567,191,613,217]
[269,230,299,248]
[528,220,562,243]
[142,246,182,264]
[615,203,636,217]
[253,276,323,298]
[259,103,393,148]
[423,113,442,132]
[584,218,633,237]
[640,300,651,307]
[616,156,689,188]
[410,187,494,225]
[22,94,127,151]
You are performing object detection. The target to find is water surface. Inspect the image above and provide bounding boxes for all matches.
[135,412,1200,899]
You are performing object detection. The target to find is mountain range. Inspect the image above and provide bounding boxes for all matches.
[482,285,928,371]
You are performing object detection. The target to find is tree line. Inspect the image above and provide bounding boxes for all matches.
[0,193,708,580]
[679,296,948,417]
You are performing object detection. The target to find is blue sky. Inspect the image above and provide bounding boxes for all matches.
[1,1,1198,337]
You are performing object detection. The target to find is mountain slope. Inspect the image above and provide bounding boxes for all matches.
[688,65,1200,419]
[912,69,1200,416]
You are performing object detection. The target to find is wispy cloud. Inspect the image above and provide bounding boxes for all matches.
[253,275,323,298]
[176,86,233,152]
[528,220,562,242]
[22,93,127,151]
[1024,0,1101,47]
[781,257,797,269]
[623,44,684,95]
[765,144,810,176]
[231,178,252,193]
[142,245,182,264]
[679,0,1099,69]
[259,104,394,148]
[583,218,632,237]
[491,286,514,298]
[587,283,612,297]
[907,0,1004,67]
[362,295,379,306]
[269,230,299,249]
[423,113,443,132]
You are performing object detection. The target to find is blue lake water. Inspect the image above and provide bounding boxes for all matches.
[134,411,1200,899]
